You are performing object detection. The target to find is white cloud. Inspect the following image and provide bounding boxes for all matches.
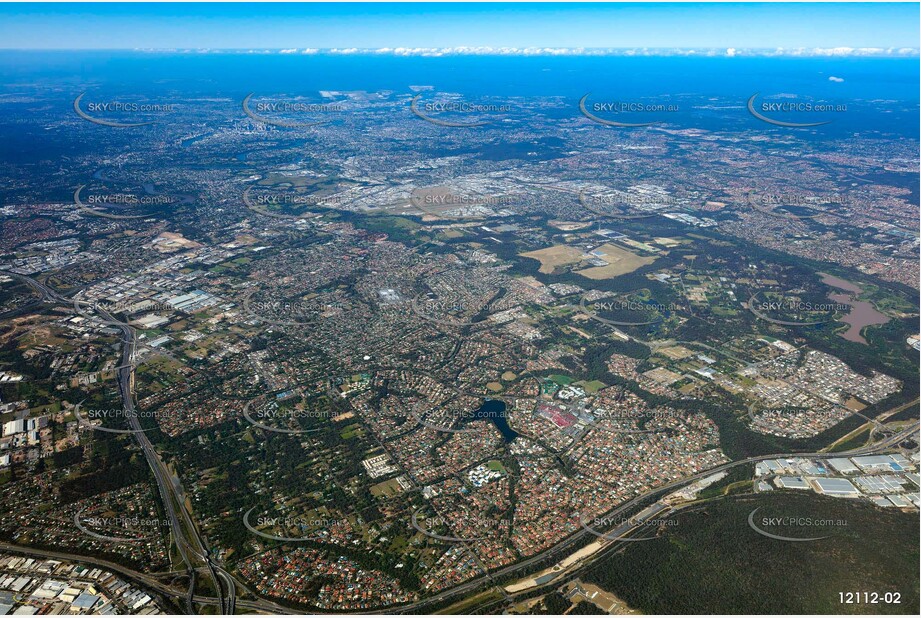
[828,76,845,83]
[154,47,920,58]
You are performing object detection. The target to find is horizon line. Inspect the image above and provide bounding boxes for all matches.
[2,46,919,58]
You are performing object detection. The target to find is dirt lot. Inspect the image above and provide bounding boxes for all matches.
[576,243,657,279]
[520,244,586,274]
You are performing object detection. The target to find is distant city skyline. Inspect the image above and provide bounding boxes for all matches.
[0,2,918,52]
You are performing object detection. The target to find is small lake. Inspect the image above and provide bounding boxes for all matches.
[820,272,889,344]
[469,399,518,443]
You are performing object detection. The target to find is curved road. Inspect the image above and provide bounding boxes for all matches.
[5,270,917,615]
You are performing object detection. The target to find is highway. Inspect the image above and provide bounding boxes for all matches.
[3,269,917,615]
[0,270,235,614]
[379,418,919,614]
[95,300,234,614]
[0,541,299,615]
[0,270,78,306]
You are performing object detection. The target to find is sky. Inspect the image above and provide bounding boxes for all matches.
[0,2,917,53]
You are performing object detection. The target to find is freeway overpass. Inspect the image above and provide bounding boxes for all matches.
[3,270,917,615]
